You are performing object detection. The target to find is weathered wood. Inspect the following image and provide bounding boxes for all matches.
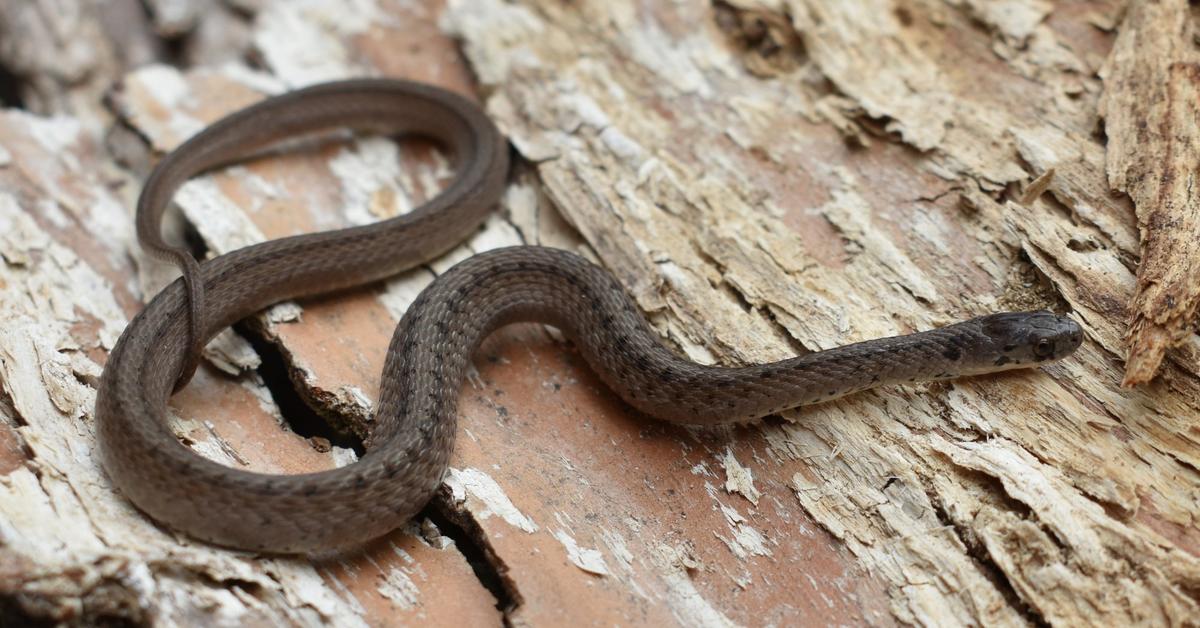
[443,0,1200,624]
[0,0,162,130]
[0,95,500,628]
[2,0,1199,626]
[0,1,500,625]
[1098,0,1200,386]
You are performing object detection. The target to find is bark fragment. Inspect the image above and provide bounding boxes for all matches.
[1099,0,1200,386]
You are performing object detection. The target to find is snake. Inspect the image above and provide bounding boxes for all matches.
[95,79,1084,554]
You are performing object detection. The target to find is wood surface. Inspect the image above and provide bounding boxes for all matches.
[1,1,1198,626]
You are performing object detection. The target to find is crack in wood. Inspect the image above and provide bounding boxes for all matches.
[235,320,364,455]
[0,63,21,108]
[928,492,1052,628]
[0,595,59,628]
[427,493,521,618]
[712,0,808,77]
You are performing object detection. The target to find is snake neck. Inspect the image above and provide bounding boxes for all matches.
[598,326,982,425]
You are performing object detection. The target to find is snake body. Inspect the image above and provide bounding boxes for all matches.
[95,80,1083,554]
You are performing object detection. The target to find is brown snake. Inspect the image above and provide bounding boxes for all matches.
[95,79,1083,554]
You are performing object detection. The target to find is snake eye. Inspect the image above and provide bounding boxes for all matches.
[1034,338,1054,358]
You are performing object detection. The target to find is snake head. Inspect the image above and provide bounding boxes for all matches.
[968,311,1083,373]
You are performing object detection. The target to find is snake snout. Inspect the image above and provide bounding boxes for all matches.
[1055,316,1084,358]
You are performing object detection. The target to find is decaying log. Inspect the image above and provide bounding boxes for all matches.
[1,0,1199,626]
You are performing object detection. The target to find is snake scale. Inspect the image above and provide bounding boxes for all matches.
[95,79,1083,554]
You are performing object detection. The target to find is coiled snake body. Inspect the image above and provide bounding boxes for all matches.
[95,80,1083,554]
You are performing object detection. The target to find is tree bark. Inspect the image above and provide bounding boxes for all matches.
[1,1,1198,626]
[1099,0,1200,386]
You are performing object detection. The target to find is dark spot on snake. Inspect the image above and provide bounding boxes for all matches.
[942,347,961,360]
[994,356,1011,366]
[304,485,318,497]
[1003,343,1016,352]
[355,475,367,489]
[871,375,880,383]
[758,371,772,379]
[827,390,835,397]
